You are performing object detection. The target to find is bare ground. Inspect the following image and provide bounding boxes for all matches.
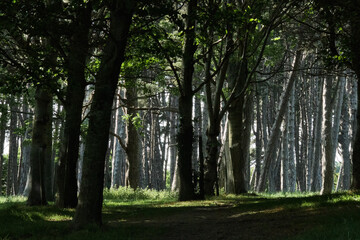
[112,198,356,240]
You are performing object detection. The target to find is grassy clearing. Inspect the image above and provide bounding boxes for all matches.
[0,190,359,239]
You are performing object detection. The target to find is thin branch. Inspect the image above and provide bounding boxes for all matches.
[109,131,128,153]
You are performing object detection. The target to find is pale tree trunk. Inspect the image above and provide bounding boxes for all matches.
[339,78,351,190]
[111,90,126,188]
[18,103,32,195]
[104,108,116,189]
[7,98,18,196]
[321,76,335,195]
[288,85,296,192]
[203,29,232,196]
[27,87,52,206]
[311,79,323,192]
[257,50,302,192]
[254,92,262,190]
[169,98,177,189]
[171,156,180,192]
[142,113,150,188]
[349,78,357,152]
[50,103,61,197]
[295,78,309,192]
[331,76,345,191]
[349,4,360,190]
[217,117,228,193]
[0,98,7,196]
[73,1,135,228]
[281,121,289,192]
[193,94,201,192]
[225,123,235,194]
[77,139,85,190]
[306,81,314,191]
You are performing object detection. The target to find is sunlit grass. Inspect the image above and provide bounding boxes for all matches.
[0,190,359,239]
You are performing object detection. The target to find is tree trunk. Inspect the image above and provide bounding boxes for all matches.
[321,76,335,195]
[56,4,91,208]
[339,79,351,190]
[111,90,126,188]
[311,79,323,192]
[288,86,296,192]
[169,97,177,189]
[44,97,53,201]
[254,93,262,190]
[0,99,7,196]
[350,8,360,190]
[281,120,289,192]
[27,87,52,206]
[177,0,197,201]
[257,50,302,192]
[7,98,18,195]
[73,1,135,228]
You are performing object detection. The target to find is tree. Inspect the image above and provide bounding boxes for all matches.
[73,0,136,228]
[56,2,92,208]
[27,87,52,206]
[257,50,302,192]
[315,0,360,190]
[176,0,198,201]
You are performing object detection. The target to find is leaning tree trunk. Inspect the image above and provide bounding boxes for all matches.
[27,87,52,206]
[73,1,135,228]
[257,50,302,192]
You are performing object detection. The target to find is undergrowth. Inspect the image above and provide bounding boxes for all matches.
[103,187,177,202]
[0,190,358,239]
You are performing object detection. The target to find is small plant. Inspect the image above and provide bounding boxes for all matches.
[103,187,177,202]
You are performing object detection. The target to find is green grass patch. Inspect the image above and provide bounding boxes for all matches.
[0,191,359,239]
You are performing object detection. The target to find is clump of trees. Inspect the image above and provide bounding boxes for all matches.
[0,0,359,228]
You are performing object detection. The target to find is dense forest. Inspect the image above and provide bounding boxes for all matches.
[0,0,360,229]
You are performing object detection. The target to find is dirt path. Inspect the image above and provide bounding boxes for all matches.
[119,202,327,240]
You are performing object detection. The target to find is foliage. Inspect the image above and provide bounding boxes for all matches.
[103,187,177,203]
[121,113,144,131]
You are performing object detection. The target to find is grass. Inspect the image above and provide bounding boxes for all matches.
[0,189,359,239]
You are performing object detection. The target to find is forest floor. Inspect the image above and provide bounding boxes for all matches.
[106,193,360,240]
[0,191,360,240]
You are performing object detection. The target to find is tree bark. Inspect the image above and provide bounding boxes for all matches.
[7,98,18,195]
[73,0,135,228]
[27,87,52,206]
[257,50,302,192]
[56,4,91,208]
[320,76,335,195]
[350,3,360,190]
[311,79,324,192]
[177,0,197,201]
[0,99,7,196]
